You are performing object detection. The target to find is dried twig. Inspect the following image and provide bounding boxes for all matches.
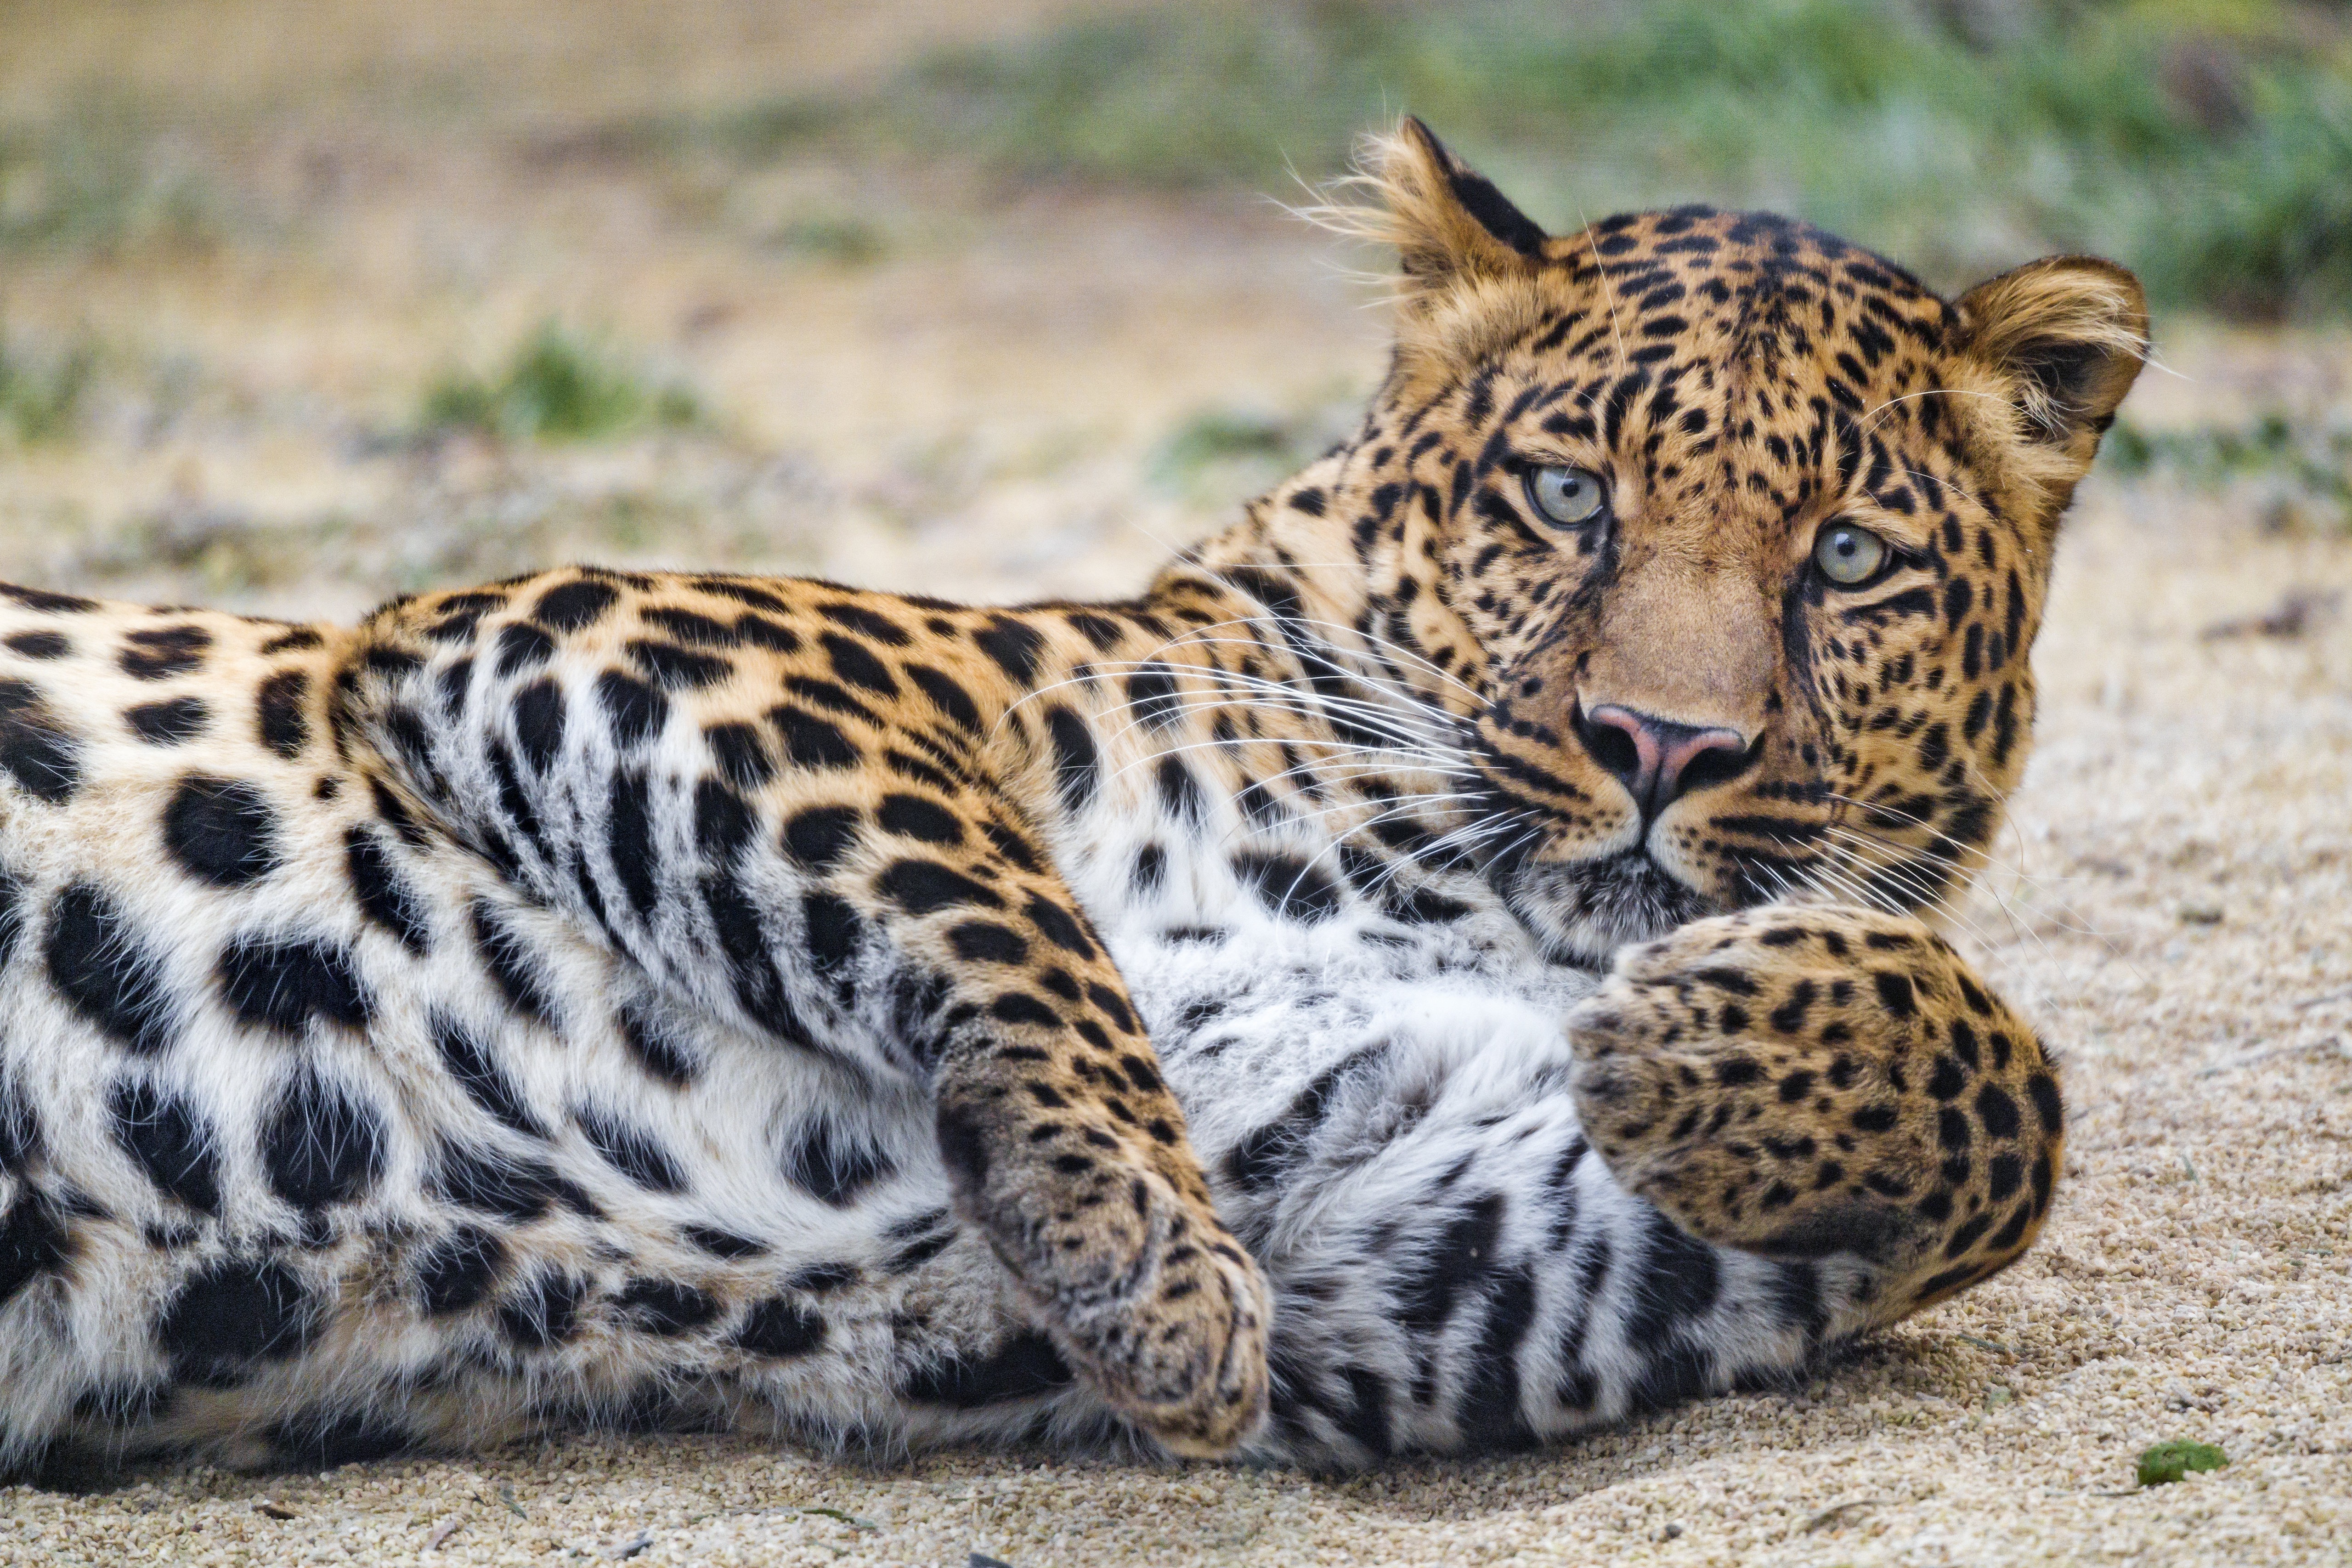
[1801,1499,1884,1534]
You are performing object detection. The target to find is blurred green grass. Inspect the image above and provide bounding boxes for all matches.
[0,332,95,445]
[715,0,2352,317]
[421,324,702,444]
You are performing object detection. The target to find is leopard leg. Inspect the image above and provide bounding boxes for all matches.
[346,571,1269,1455]
[1566,905,2065,1325]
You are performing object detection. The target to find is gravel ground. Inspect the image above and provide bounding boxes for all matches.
[3,4,2349,1562]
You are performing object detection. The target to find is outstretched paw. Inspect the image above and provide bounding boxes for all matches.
[936,1085,1268,1456]
[1567,906,2065,1322]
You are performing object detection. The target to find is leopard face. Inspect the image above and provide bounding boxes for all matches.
[1313,122,2147,964]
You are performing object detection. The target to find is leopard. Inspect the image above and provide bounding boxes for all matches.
[0,119,2143,1476]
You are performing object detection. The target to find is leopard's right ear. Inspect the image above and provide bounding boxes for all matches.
[1361,117,1548,288]
[1317,119,1551,388]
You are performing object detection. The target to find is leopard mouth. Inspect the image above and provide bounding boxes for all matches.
[1488,844,1719,967]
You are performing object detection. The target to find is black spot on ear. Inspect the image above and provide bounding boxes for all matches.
[533,578,620,632]
[576,1105,687,1192]
[125,697,209,745]
[733,1297,827,1357]
[615,1278,719,1336]
[157,1258,318,1387]
[0,678,81,803]
[1445,164,1548,257]
[218,935,373,1036]
[781,1116,895,1207]
[46,885,178,1056]
[260,1070,388,1211]
[415,1225,507,1315]
[345,826,431,955]
[120,624,211,680]
[163,776,281,887]
[431,1013,547,1138]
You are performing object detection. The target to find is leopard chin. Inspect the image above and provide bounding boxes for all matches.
[1491,848,1720,968]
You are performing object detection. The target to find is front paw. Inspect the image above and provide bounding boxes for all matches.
[1566,906,2065,1322]
[936,1093,1268,1455]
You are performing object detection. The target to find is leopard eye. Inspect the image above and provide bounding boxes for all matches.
[1525,465,1607,527]
[1812,521,1889,586]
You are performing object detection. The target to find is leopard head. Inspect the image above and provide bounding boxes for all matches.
[1324,119,2147,963]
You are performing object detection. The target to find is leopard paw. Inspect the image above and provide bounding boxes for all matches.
[936,1088,1269,1456]
[1566,905,2065,1323]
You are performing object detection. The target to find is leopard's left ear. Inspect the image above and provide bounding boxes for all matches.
[1953,256,2149,451]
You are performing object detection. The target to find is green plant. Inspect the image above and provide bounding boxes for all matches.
[0,335,95,443]
[0,113,220,255]
[2106,412,2352,528]
[421,323,700,443]
[712,0,2352,315]
[2136,1438,2228,1487]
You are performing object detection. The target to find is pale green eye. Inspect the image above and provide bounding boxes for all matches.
[1526,465,1607,527]
[1813,522,1889,586]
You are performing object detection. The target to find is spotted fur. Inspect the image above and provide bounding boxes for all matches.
[0,121,2142,1475]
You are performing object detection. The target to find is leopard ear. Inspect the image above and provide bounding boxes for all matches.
[1953,256,2148,448]
[1322,119,1549,384]
[1345,116,1543,294]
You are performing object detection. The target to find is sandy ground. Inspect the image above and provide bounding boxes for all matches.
[3,3,2351,1562]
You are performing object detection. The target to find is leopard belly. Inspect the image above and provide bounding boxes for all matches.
[0,735,1860,1474]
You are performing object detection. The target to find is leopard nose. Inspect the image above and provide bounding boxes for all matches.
[1573,702,1756,822]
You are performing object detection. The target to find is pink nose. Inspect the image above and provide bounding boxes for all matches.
[1574,703,1753,821]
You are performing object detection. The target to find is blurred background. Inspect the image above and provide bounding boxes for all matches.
[0,0,2347,620]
